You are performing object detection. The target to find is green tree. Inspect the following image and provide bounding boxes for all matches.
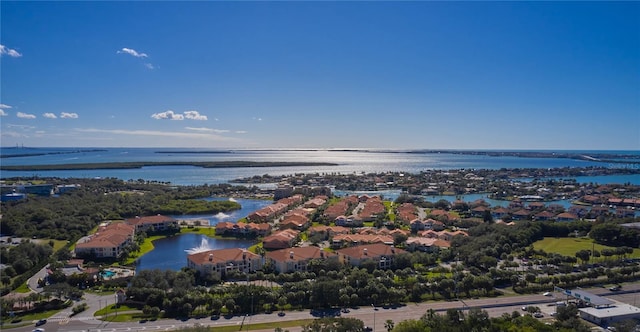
[384,319,395,332]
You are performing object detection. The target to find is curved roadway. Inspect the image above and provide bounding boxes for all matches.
[10,281,640,332]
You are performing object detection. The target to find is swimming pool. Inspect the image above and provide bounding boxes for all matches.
[101,270,116,278]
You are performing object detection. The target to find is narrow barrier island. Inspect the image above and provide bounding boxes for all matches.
[0,161,338,171]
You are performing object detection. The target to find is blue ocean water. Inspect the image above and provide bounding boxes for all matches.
[2,147,639,185]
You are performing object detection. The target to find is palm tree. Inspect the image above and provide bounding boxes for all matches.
[384,319,395,332]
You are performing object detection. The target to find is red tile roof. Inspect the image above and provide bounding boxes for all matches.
[266,246,337,263]
[336,243,405,259]
[187,248,259,265]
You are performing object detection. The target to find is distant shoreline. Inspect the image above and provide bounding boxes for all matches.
[0,149,108,159]
[0,161,339,171]
[1,148,638,164]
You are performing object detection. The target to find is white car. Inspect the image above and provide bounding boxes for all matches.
[543,292,552,296]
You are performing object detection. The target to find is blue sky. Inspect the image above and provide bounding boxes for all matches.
[1,1,638,150]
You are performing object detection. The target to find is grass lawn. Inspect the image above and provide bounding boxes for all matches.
[13,282,31,293]
[95,304,141,317]
[208,318,315,332]
[9,307,66,323]
[533,237,640,258]
[50,239,69,252]
[100,316,314,329]
[122,235,165,265]
[101,313,142,322]
[180,226,217,237]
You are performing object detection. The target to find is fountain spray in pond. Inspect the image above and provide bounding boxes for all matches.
[185,238,212,254]
[214,212,231,220]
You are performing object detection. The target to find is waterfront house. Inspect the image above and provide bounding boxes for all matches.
[569,205,589,218]
[615,208,635,218]
[471,205,489,218]
[74,222,135,259]
[491,207,509,220]
[265,247,338,273]
[125,214,178,233]
[589,206,610,217]
[534,210,555,221]
[527,202,545,210]
[187,248,262,278]
[511,209,531,220]
[555,212,578,222]
[335,243,405,269]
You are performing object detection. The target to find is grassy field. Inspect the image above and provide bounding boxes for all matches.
[533,237,640,258]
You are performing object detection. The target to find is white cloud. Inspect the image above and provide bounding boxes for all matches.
[60,112,79,119]
[235,130,248,134]
[17,112,36,119]
[151,110,208,121]
[76,128,240,142]
[151,110,184,120]
[0,44,22,57]
[252,117,262,121]
[0,110,7,116]
[117,47,148,58]
[0,103,13,109]
[1,131,27,138]
[184,110,208,121]
[185,127,214,132]
[43,113,57,119]
[144,63,155,70]
[7,124,35,130]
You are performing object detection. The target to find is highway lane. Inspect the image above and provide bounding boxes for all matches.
[10,283,639,332]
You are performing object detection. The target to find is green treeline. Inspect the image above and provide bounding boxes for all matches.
[0,178,248,240]
[156,199,240,215]
[0,160,338,171]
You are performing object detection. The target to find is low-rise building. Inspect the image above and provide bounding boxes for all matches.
[74,222,135,258]
[331,233,394,248]
[125,214,178,233]
[335,243,405,269]
[265,247,338,273]
[405,237,450,252]
[263,229,300,249]
[579,302,640,327]
[215,221,271,237]
[187,248,262,278]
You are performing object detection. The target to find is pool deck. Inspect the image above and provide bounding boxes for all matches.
[102,267,135,280]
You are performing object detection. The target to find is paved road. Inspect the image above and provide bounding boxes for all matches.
[7,283,639,332]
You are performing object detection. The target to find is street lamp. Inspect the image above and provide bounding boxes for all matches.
[371,303,375,332]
